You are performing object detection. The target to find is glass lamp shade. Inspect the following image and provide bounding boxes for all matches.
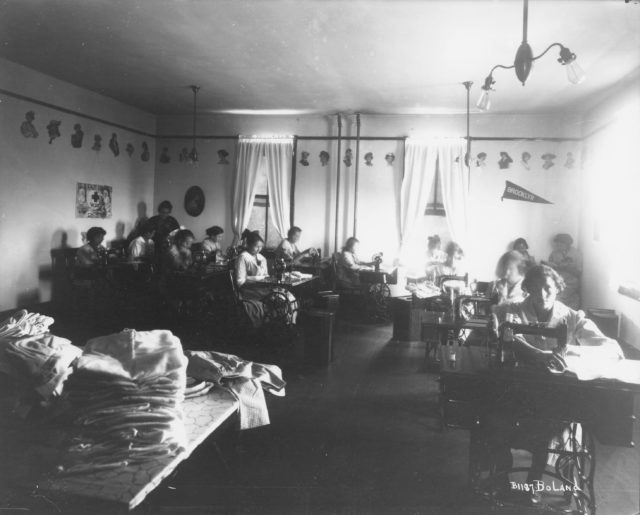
[476,89,491,111]
[565,59,586,85]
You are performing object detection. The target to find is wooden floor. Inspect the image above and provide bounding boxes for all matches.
[2,314,639,514]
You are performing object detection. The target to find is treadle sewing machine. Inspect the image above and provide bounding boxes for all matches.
[439,322,640,515]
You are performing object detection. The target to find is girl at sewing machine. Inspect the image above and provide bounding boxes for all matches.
[426,241,466,293]
[482,264,623,505]
[489,251,527,305]
[336,237,376,288]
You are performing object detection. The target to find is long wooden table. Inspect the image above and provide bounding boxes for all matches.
[43,388,238,510]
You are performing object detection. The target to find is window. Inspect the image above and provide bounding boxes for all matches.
[425,158,446,216]
[247,166,280,247]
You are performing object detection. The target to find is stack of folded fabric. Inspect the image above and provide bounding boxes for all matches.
[0,310,81,403]
[59,329,188,475]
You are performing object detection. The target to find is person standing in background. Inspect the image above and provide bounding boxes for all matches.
[147,200,180,255]
[545,233,582,309]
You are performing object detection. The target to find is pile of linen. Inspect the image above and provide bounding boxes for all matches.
[0,310,81,403]
[59,329,188,475]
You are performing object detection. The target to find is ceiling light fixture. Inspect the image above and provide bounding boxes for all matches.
[188,85,200,164]
[476,0,585,112]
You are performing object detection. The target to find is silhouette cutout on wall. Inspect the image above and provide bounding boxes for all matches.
[141,142,150,162]
[20,111,39,138]
[521,151,531,170]
[92,135,102,151]
[109,133,120,156]
[319,151,330,166]
[385,152,395,165]
[343,149,353,167]
[160,147,171,164]
[498,151,513,169]
[46,120,61,144]
[217,149,230,164]
[71,124,84,148]
[299,151,310,166]
[364,152,374,166]
[541,153,556,170]
[126,143,134,157]
[179,147,189,162]
[564,152,575,169]
[476,152,487,167]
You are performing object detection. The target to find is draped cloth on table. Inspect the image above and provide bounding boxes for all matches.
[231,137,293,243]
[399,139,438,263]
[438,138,469,250]
[186,350,286,430]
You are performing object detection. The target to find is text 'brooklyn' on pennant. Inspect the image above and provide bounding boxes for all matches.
[501,180,552,204]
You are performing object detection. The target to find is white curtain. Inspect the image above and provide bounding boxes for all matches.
[438,138,469,250]
[263,138,293,239]
[399,139,438,263]
[231,137,293,243]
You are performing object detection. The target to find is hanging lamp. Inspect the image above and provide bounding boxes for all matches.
[476,0,585,111]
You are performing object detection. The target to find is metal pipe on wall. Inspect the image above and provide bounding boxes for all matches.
[334,114,342,256]
[290,136,298,226]
[352,113,361,238]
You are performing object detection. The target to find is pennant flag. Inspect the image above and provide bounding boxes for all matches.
[501,181,552,204]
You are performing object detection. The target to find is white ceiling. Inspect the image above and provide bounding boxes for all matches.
[1,0,639,115]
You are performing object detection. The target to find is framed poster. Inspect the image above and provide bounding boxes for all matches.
[76,182,112,218]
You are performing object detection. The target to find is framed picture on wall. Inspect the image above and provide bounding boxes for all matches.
[76,182,112,218]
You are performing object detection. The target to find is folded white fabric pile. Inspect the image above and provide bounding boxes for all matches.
[0,310,81,401]
[0,310,55,339]
[59,329,188,475]
[186,350,285,430]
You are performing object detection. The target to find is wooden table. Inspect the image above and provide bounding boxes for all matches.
[439,345,640,514]
[43,388,238,510]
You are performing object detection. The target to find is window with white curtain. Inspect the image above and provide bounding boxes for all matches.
[424,158,446,217]
[247,166,279,248]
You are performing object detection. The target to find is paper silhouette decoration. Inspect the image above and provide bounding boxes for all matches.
[108,133,120,156]
[126,143,134,157]
[217,149,230,164]
[498,152,513,169]
[319,151,330,166]
[364,152,374,166]
[299,151,310,166]
[71,124,84,148]
[501,181,552,204]
[20,111,39,138]
[141,142,150,162]
[385,152,395,165]
[92,134,102,151]
[46,120,61,144]
[541,153,556,170]
[564,152,575,169]
[160,147,171,164]
[521,152,531,170]
[179,147,189,162]
[476,152,487,167]
[343,149,353,167]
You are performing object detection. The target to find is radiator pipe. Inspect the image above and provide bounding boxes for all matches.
[353,113,361,237]
[334,113,342,256]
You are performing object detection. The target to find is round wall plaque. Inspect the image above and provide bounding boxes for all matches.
[184,185,205,217]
